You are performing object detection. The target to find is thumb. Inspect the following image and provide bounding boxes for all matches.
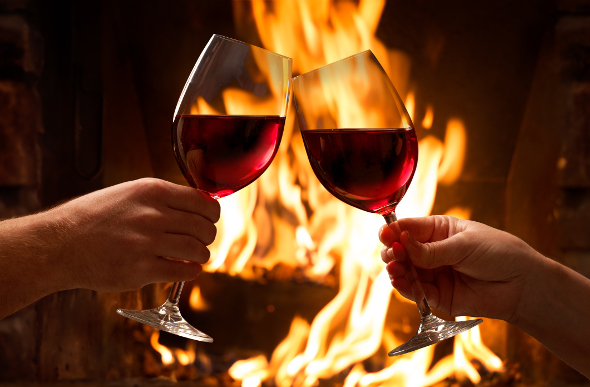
[400,230,466,269]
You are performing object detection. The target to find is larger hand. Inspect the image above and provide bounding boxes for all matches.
[0,178,220,319]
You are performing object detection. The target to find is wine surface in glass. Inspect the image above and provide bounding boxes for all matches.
[301,128,418,215]
[173,114,285,198]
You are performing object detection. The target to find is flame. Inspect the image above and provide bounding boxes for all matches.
[437,118,467,185]
[149,0,505,384]
[175,346,196,367]
[150,331,174,366]
[456,317,504,373]
[422,105,434,129]
[229,354,270,387]
[445,206,472,220]
[150,331,199,368]
[405,91,415,121]
[189,285,209,311]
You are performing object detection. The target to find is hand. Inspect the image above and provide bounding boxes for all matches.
[45,178,221,292]
[379,215,543,322]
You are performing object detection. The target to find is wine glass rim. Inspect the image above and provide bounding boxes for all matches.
[211,34,292,61]
[293,50,373,80]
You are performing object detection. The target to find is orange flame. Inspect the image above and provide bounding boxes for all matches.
[150,331,174,366]
[150,331,199,368]
[422,105,434,129]
[189,285,209,311]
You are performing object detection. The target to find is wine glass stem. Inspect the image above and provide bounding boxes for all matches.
[166,281,185,306]
[383,213,432,318]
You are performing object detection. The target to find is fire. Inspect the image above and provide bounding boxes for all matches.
[150,0,505,384]
[150,331,174,366]
[149,330,200,369]
[188,285,209,311]
[422,105,434,130]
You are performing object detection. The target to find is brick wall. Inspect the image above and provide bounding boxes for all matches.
[0,0,42,219]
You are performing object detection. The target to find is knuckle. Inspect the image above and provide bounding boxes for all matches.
[136,207,165,227]
[423,243,436,268]
[135,178,168,197]
[133,259,153,284]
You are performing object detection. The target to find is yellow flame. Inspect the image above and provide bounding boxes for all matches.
[174,348,195,366]
[454,331,481,384]
[457,317,504,372]
[150,331,174,366]
[438,118,467,185]
[445,206,472,220]
[189,285,209,311]
[405,91,415,121]
[422,105,434,129]
[229,354,269,387]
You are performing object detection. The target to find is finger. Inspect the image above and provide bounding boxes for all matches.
[400,230,469,269]
[379,224,396,248]
[390,276,413,301]
[156,234,211,264]
[166,183,221,223]
[166,210,217,246]
[391,241,407,262]
[387,257,434,283]
[386,260,405,278]
[379,221,403,247]
[146,258,203,284]
[390,276,441,309]
[396,215,460,243]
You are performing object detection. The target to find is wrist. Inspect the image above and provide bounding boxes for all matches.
[0,210,74,318]
[510,251,587,338]
[15,209,76,294]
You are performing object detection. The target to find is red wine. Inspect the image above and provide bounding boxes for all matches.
[301,128,418,215]
[172,114,285,198]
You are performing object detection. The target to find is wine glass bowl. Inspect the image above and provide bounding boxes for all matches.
[117,35,292,342]
[293,51,482,356]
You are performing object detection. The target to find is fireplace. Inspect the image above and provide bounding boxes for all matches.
[1,0,589,385]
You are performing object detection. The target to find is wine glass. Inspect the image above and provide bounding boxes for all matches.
[292,50,482,356]
[117,35,292,342]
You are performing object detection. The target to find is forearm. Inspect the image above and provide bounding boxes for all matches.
[0,212,71,319]
[512,253,590,378]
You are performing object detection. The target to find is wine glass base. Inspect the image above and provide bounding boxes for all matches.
[388,315,482,356]
[117,301,213,342]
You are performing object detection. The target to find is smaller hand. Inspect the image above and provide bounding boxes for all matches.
[379,215,539,322]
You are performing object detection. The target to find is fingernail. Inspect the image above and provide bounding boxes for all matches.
[387,247,394,261]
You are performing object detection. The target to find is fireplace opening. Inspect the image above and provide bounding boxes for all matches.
[1,0,589,386]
